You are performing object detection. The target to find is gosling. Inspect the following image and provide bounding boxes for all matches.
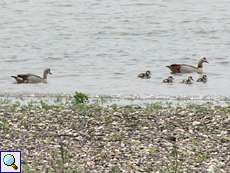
[137,70,151,79]
[181,76,194,84]
[197,75,207,83]
[163,76,174,83]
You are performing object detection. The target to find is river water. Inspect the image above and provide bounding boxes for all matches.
[0,0,230,101]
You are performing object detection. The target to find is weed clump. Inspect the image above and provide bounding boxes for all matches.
[72,91,89,105]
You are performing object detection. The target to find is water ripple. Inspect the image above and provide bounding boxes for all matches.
[0,0,229,99]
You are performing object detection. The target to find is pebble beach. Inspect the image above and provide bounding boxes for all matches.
[0,101,229,172]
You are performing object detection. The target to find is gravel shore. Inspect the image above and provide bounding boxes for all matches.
[0,102,229,173]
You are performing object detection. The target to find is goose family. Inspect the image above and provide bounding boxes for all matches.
[10,57,208,85]
[166,57,208,74]
[136,57,209,85]
[11,68,52,84]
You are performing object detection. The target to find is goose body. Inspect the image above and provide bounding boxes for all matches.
[167,57,208,74]
[197,75,207,83]
[11,68,52,84]
[181,76,194,84]
[138,70,151,79]
[162,76,174,83]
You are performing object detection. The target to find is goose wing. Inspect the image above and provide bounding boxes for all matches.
[179,64,197,73]
[179,64,197,68]
[167,63,198,73]
[167,64,181,73]
[18,74,43,83]
[138,73,145,78]
[17,74,42,80]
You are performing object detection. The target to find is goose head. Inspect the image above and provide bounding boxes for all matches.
[201,57,208,63]
[168,76,174,80]
[197,57,208,68]
[146,70,151,76]
[188,76,193,81]
[44,68,52,75]
[43,68,52,79]
[202,74,207,80]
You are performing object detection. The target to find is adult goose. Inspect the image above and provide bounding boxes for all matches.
[11,68,52,84]
[166,57,208,74]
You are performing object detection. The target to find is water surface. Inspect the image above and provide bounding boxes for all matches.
[0,0,230,100]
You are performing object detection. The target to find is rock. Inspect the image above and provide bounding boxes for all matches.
[192,121,201,126]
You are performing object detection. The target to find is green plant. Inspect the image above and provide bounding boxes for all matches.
[146,102,163,111]
[161,144,182,173]
[110,166,122,173]
[186,103,211,114]
[40,100,50,110]
[111,104,118,111]
[39,100,64,110]
[196,153,208,162]
[72,92,89,105]
[49,140,80,173]
[0,118,10,132]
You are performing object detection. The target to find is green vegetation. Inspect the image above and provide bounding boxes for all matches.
[110,166,122,173]
[145,102,163,111]
[0,117,10,133]
[72,91,89,105]
[196,153,208,162]
[162,144,182,173]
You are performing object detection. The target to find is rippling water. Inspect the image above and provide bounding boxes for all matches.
[0,0,230,99]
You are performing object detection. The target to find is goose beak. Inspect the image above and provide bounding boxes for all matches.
[203,58,208,63]
[49,72,52,75]
[202,57,208,63]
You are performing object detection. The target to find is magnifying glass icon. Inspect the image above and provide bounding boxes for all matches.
[3,154,18,170]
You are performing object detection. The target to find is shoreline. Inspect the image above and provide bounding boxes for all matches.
[0,99,229,172]
[0,94,230,107]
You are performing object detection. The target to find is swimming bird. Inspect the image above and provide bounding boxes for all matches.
[166,57,208,74]
[162,76,174,83]
[197,74,208,83]
[181,76,194,84]
[137,70,151,79]
[11,68,52,84]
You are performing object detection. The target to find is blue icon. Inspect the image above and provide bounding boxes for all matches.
[0,151,21,173]
[3,154,18,170]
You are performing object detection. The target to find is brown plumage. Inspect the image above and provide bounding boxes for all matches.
[166,57,208,74]
[166,64,181,73]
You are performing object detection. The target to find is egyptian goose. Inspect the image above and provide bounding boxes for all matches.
[137,70,151,79]
[162,76,174,83]
[11,68,52,84]
[197,74,207,83]
[166,57,208,74]
[181,76,194,84]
